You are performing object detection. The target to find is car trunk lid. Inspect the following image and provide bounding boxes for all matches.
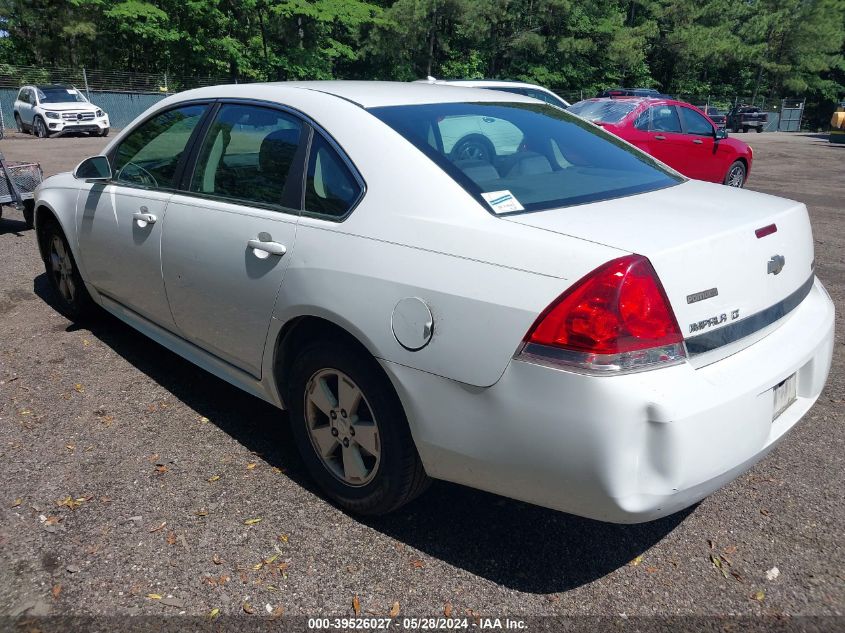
[504,180,815,356]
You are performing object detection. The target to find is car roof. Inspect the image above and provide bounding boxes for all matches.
[175,80,539,109]
[428,79,550,90]
[35,84,74,90]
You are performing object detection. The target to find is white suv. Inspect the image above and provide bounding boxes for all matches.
[420,78,570,109]
[14,85,110,138]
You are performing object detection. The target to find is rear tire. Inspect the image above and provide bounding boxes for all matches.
[287,339,429,515]
[724,160,746,188]
[14,113,24,133]
[40,219,96,320]
[755,126,763,133]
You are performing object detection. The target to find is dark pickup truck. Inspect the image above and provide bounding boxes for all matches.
[727,106,768,133]
[701,106,727,128]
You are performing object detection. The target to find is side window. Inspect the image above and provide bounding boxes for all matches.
[304,134,362,219]
[190,104,303,208]
[113,104,207,189]
[634,109,650,130]
[681,107,714,136]
[649,105,681,133]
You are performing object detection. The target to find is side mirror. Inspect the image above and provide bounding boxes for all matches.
[74,155,112,181]
[715,127,728,140]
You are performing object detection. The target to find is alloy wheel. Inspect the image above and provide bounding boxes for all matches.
[49,235,76,302]
[304,368,381,487]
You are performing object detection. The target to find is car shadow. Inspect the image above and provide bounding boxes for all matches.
[33,273,692,594]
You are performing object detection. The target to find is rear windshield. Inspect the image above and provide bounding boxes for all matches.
[369,101,681,214]
[567,99,638,123]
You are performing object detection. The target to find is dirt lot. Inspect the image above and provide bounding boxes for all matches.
[0,130,843,622]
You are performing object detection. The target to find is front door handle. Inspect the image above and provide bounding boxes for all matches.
[248,234,287,259]
[692,138,703,144]
[654,134,666,140]
[133,208,157,227]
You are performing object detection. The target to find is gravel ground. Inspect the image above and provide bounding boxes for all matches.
[0,130,842,621]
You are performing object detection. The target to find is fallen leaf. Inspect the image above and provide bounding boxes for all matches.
[66,445,75,451]
[195,509,209,517]
[208,607,220,619]
[73,384,84,393]
[766,567,780,581]
[148,521,167,533]
[629,555,643,567]
[646,566,658,573]
[147,594,162,600]
[410,559,425,569]
[444,603,453,617]
[207,475,220,483]
[752,590,765,602]
[389,601,400,617]
[270,606,284,619]
[272,467,286,474]
[243,602,255,614]
[264,553,279,565]
[247,463,257,470]
[707,539,715,550]
[57,496,82,511]
[212,555,223,565]
[166,532,177,545]
[243,518,262,526]
[199,416,210,424]
[11,498,22,508]
[278,534,289,543]
[154,465,168,475]
[82,339,91,346]
[51,584,62,600]
[44,516,60,526]
[724,545,737,555]
[731,570,744,582]
[352,595,361,616]
[760,508,770,516]
[253,562,264,571]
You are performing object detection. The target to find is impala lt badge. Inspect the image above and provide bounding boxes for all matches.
[768,254,786,275]
[689,309,740,334]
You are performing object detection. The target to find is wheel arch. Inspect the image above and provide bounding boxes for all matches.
[270,313,389,409]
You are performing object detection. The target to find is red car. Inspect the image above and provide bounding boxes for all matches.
[568,97,753,187]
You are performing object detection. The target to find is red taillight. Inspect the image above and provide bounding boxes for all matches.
[526,255,683,355]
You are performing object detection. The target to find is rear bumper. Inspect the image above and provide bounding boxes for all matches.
[383,278,834,523]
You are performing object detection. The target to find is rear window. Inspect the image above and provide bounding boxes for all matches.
[370,102,681,214]
[567,100,638,123]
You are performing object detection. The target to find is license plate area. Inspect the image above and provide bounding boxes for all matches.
[772,373,797,421]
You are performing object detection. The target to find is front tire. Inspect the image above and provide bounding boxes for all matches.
[34,116,49,139]
[287,340,429,515]
[100,127,110,137]
[724,160,746,188]
[40,220,95,320]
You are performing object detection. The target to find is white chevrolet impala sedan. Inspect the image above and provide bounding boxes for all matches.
[33,82,834,523]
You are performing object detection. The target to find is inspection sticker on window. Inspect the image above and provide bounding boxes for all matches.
[481,190,524,214]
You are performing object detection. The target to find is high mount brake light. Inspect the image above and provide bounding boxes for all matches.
[517,255,687,374]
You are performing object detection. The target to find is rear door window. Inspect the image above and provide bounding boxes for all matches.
[649,105,682,133]
[189,104,304,209]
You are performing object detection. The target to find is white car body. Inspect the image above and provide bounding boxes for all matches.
[14,85,110,137]
[33,81,834,523]
[421,78,571,109]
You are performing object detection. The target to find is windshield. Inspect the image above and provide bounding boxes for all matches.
[370,101,682,214]
[37,87,88,104]
[567,99,638,124]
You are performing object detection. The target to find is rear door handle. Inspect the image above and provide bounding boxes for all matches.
[133,208,157,226]
[692,139,703,144]
[654,135,666,140]
[248,235,287,258]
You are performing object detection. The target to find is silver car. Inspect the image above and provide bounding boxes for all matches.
[33,82,834,522]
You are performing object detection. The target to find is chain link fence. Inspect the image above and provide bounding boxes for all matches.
[0,64,232,130]
[0,64,810,134]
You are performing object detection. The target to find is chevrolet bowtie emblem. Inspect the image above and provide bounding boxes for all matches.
[767,254,786,275]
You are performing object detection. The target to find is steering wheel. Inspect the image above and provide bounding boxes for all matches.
[118,162,158,188]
